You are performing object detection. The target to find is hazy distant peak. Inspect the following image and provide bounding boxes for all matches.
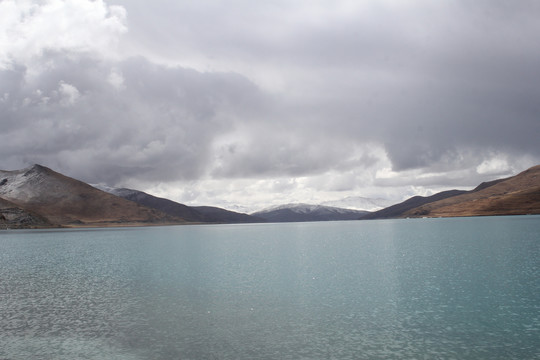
[256,202,377,214]
[252,203,370,222]
[91,183,116,193]
[256,203,321,213]
[321,196,394,211]
[91,184,138,197]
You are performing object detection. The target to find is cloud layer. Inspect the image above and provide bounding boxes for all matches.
[1,0,539,210]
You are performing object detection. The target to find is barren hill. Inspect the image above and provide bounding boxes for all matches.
[361,190,467,220]
[403,165,540,218]
[0,165,186,227]
[94,186,207,223]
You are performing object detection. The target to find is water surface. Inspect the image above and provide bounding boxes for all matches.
[1,216,539,359]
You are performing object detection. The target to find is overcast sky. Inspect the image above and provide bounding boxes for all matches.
[1,0,539,211]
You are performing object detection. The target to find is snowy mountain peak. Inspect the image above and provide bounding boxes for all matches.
[321,196,394,211]
[257,203,324,214]
[251,203,370,222]
[91,184,138,197]
[0,164,52,202]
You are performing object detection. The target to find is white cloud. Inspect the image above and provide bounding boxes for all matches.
[476,153,536,178]
[58,81,80,106]
[476,156,509,176]
[0,0,126,69]
[107,69,125,90]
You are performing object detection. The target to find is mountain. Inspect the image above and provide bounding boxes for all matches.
[193,206,265,223]
[2,163,537,228]
[0,165,185,227]
[93,185,206,222]
[360,190,467,220]
[94,185,264,224]
[402,165,540,218]
[363,165,540,219]
[321,196,394,211]
[252,203,369,222]
[0,196,55,229]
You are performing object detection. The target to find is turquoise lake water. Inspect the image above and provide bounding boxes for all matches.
[1,216,539,359]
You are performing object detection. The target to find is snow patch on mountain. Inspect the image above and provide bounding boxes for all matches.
[0,165,52,202]
[255,203,321,214]
[251,202,370,222]
[92,184,138,198]
[321,196,394,211]
[253,203,366,215]
[91,183,117,193]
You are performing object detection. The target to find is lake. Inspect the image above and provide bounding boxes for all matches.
[1,216,539,359]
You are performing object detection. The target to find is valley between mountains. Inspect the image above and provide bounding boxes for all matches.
[0,164,539,229]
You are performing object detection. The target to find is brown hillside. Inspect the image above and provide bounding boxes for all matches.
[404,165,540,217]
[0,196,55,229]
[0,165,186,227]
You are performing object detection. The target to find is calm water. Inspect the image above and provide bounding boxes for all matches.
[0,216,539,359]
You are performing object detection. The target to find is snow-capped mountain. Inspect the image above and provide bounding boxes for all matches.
[320,196,394,211]
[251,203,369,222]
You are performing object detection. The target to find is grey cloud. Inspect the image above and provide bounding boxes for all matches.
[374,169,506,189]
[209,125,364,179]
[0,52,264,185]
[2,0,540,203]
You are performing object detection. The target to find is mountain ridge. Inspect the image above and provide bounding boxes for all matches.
[402,165,540,218]
[363,165,540,219]
[0,165,185,227]
[360,189,468,220]
[94,185,264,224]
[93,185,207,223]
[1,163,538,228]
[252,203,369,223]
[320,196,393,211]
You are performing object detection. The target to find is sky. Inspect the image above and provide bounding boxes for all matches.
[1,0,539,212]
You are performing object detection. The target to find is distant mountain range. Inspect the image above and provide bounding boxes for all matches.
[0,164,263,228]
[1,164,539,229]
[252,203,369,222]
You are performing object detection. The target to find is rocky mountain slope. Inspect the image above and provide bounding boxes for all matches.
[363,165,540,219]
[0,197,55,229]
[252,203,369,222]
[0,165,185,227]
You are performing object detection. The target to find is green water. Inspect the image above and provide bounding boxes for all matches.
[1,216,539,359]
